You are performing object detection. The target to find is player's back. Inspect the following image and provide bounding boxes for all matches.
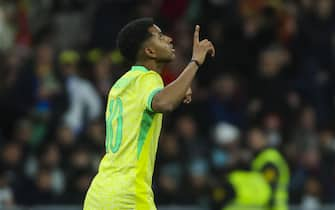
[84,66,164,210]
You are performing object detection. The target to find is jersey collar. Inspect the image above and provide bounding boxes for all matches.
[130,66,149,72]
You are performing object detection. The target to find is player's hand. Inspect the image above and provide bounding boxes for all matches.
[191,25,215,66]
[183,87,192,104]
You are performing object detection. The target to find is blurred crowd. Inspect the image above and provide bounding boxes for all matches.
[0,0,335,209]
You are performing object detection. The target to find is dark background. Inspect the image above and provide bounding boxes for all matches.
[0,0,334,208]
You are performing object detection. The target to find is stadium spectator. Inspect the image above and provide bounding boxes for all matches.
[59,50,102,135]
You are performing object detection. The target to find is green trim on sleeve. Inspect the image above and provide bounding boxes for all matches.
[147,88,163,112]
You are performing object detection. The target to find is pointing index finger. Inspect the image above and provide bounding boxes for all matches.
[194,25,200,44]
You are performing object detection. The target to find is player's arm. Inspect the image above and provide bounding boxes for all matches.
[152,25,215,112]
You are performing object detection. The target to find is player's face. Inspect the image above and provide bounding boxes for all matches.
[146,25,175,62]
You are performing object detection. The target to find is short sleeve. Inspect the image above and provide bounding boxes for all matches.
[136,71,164,112]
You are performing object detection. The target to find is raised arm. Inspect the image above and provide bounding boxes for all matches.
[152,25,215,112]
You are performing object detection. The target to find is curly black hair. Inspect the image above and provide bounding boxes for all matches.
[116,17,154,63]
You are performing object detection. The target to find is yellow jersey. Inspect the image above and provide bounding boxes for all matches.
[84,66,164,210]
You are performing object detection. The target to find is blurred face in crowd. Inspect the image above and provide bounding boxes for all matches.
[159,173,178,193]
[319,129,335,150]
[263,113,281,130]
[301,0,314,12]
[304,177,322,197]
[40,144,60,169]
[7,49,21,69]
[176,115,197,140]
[300,107,316,130]
[0,3,15,22]
[158,163,182,194]
[36,169,52,191]
[160,133,179,158]
[301,149,320,169]
[243,14,262,37]
[70,147,91,169]
[213,74,237,99]
[247,128,267,151]
[259,49,281,77]
[36,43,53,67]
[316,0,333,19]
[61,63,77,76]
[87,121,105,145]
[56,126,75,146]
[190,173,208,191]
[94,56,111,80]
[14,119,32,143]
[1,143,22,167]
[93,56,113,96]
[188,160,209,191]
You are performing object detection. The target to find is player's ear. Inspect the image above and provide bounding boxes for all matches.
[144,46,157,59]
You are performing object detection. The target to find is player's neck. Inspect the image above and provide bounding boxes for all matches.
[134,60,164,73]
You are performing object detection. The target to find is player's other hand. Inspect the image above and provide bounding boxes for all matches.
[183,87,192,104]
[191,25,215,66]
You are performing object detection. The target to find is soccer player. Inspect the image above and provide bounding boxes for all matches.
[83,17,215,210]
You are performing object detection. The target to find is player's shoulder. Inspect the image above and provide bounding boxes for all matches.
[113,66,163,91]
[121,67,159,79]
[135,70,163,85]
